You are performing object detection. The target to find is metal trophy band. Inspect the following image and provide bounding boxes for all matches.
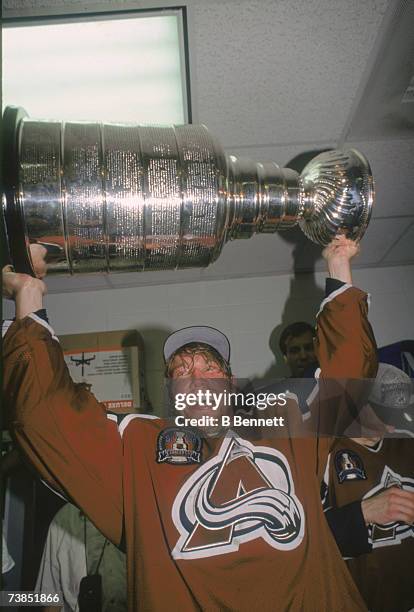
[1,105,374,275]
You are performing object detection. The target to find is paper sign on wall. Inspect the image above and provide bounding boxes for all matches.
[60,330,148,413]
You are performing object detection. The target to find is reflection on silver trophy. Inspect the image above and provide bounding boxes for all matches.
[2,106,374,275]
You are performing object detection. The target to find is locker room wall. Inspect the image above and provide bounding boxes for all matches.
[4,263,413,415]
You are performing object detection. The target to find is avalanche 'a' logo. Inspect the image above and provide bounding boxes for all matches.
[365,466,414,549]
[172,435,305,559]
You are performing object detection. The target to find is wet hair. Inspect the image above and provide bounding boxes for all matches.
[165,342,232,378]
[279,321,315,356]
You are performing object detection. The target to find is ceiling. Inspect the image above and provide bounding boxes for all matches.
[3,0,414,292]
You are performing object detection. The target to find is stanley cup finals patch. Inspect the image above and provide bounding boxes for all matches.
[157,428,202,465]
[335,449,367,483]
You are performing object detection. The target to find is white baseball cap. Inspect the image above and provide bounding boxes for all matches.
[163,326,230,363]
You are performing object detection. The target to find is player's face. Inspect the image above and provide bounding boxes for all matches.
[284,332,317,377]
[169,352,227,380]
[169,351,232,433]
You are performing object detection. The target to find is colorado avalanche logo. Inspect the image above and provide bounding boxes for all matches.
[365,466,414,548]
[172,435,305,559]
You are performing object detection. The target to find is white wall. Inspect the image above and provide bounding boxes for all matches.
[4,263,414,414]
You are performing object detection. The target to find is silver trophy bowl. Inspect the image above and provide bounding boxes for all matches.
[2,106,374,275]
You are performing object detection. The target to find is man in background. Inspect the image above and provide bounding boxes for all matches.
[279,321,318,378]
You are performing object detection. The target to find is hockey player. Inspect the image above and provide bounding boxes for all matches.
[322,363,414,612]
[3,236,376,611]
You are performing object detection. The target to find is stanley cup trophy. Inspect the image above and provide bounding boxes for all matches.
[2,106,374,276]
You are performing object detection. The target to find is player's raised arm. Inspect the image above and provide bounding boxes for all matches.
[322,235,358,285]
[315,235,377,380]
[2,243,47,318]
[301,236,379,459]
[2,251,123,546]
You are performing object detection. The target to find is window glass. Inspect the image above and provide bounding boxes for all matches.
[3,12,188,124]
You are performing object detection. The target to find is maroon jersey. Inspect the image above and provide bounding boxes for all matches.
[3,286,376,611]
[324,436,414,612]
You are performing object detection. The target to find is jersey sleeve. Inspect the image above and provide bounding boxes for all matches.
[3,316,123,546]
[321,453,371,558]
[324,503,371,558]
[311,285,378,471]
[315,284,377,380]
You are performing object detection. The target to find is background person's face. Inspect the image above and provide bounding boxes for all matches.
[284,331,317,377]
